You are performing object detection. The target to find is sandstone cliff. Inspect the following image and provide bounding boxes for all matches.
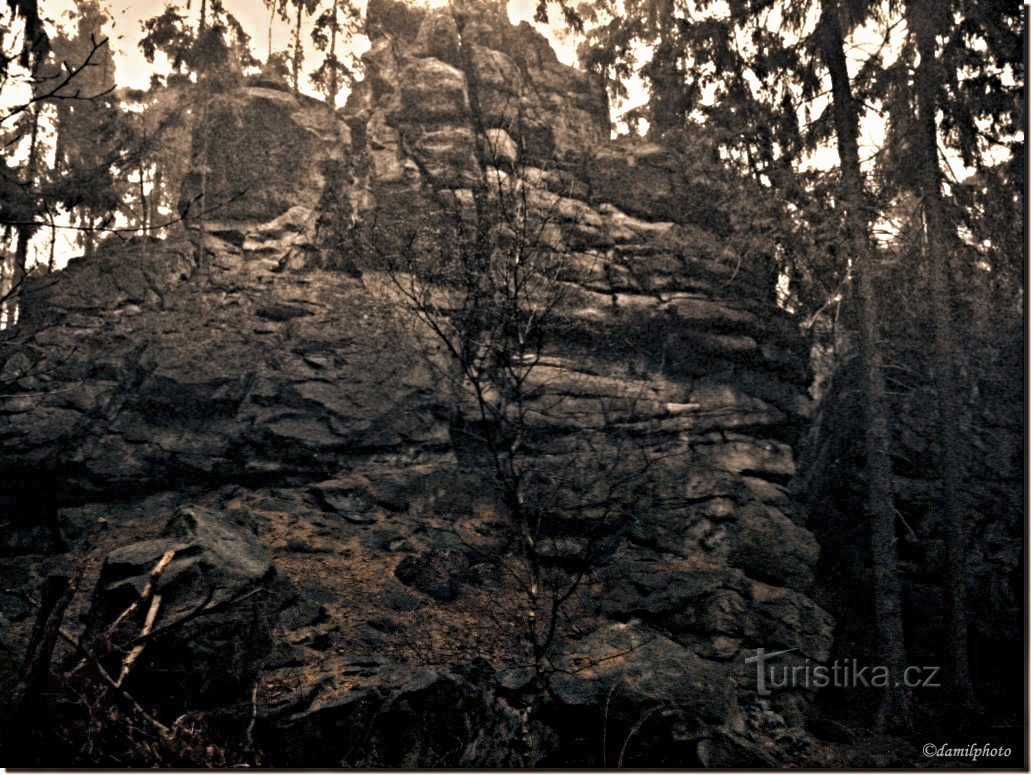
[0,1,841,766]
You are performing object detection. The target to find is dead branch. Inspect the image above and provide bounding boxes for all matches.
[115,593,162,687]
[106,549,176,636]
[14,573,77,710]
[57,627,170,735]
[125,585,265,648]
[106,548,175,638]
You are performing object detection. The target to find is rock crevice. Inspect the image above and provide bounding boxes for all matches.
[0,1,837,766]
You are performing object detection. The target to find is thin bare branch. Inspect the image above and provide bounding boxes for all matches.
[2,35,113,124]
[57,627,171,735]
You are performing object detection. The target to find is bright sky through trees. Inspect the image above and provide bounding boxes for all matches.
[24,0,906,169]
[3,0,1018,272]
[1,0,577,270]
[45,0,577,93]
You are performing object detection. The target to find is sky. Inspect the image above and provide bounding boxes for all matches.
[0,0,583,276]
[10,0,1004,273]
[75,0,899,161]
[73,0,580,92]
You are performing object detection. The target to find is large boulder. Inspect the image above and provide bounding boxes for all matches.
[82,505,281,712]
[541,622,743,767]
[586,143,730,234]
[18,238,195,329]
[465,44,523,128]
[412,10,463,67]
[180,87,344,223]
[396,58,470,124]
[366,0,426,40]
[550,621,738,722]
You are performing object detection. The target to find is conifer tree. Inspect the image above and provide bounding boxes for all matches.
[310,0,361,108]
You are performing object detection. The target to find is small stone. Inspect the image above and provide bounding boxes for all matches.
[393,549,468,602]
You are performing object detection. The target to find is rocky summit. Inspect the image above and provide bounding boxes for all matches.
[0,0,850,766]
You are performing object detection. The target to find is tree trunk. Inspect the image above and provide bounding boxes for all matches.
[196,89,211,278]
[910,1,972,700]
[267,2,275,61]
[818,2,912,731]
[82,224,95,258]
[48,225,57,272]
[10,103,42,317]
[328,0,338,109]
[292,1,303,95]
[12,227,30,301]
[150,168,163,232]
[138,152,149,233]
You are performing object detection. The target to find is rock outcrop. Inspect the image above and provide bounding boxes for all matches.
[81,505,283,713]
[0,0,839,766]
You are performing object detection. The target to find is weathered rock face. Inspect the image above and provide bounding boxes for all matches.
[182,86,350,224]
[82,505,283,713]
[0,1,838,767]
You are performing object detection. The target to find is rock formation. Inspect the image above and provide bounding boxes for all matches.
[0,0,844,766]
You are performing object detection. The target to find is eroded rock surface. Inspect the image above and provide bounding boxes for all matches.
[0,0,839,766]
[83,505,283,712]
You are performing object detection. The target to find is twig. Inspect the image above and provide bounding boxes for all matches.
[618,704,664,767]
[894,508,920,543]
[246,682,259,754]
[106,548,176,636]
[601,677,622,767]
[1,36,112,123]
[550,636,657,676]
[115,593,162,687]
[57,627,170,735]
[125,585,214,646]
[126,585,264,647]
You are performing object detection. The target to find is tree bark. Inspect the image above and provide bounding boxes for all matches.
[48,224,57,272]
[149,168,163,232]
[196,88,211,278]
[292,1,303,95]
[12,227,30,300]
[138,154,149,233]
[909,1,972,700]
[328,0,338,109]
[818,1,912,731]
